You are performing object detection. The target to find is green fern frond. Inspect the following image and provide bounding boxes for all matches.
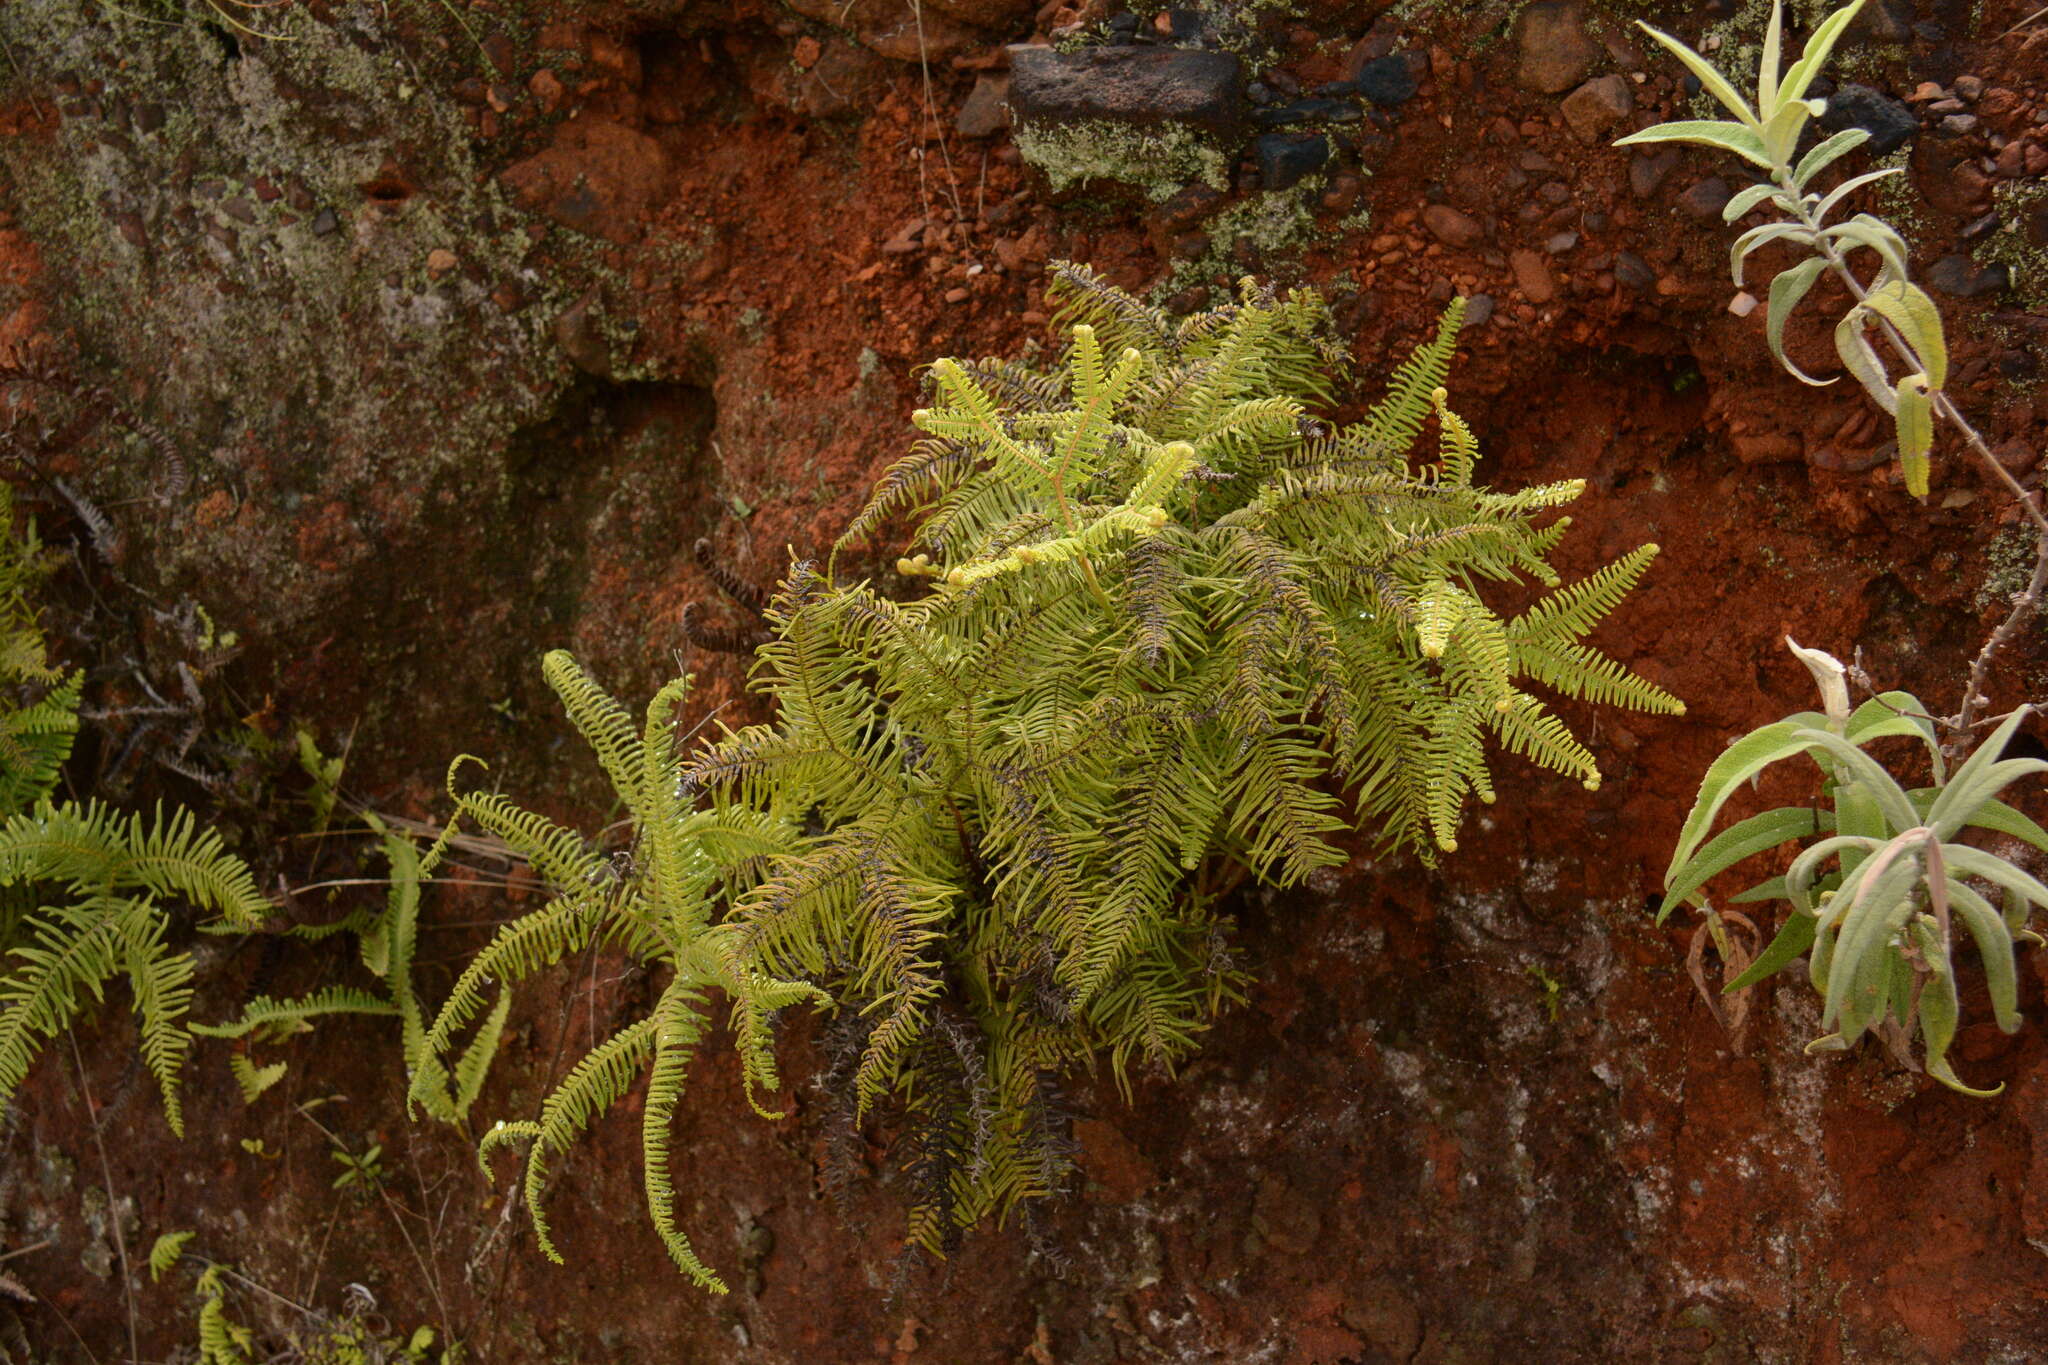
[0,793,271,1135]
[1359,299,1465,456]
[194,986,400,1039]
[508,1015,659,1264]
[640,978,723,1290]
[149,1229,194,1280]
[228,1052,288,1103]
[0,673,78,818]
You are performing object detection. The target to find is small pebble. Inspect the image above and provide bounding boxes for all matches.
[1612,250,1655,292]
[1727,291,1758,317]
[1422,203,1487,247]
[1678,177,1732,219]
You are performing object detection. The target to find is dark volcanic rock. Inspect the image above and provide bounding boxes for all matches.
[1351,54,1418,107]
[1678,177,1732,219]
[1254,133,1330,191]
[1009,45,1246,137]
[1926,253,2010,297]
[1254,98,1364,127]
[1820,83,1918,155]
[1613,249,1656,291]
[1629,149,1681,198]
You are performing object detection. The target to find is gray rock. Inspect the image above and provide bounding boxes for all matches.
[1845,0,1914,44]
[1545,230,1579,253]
[956,73,1011,137]
[1253,97,1362,127]
[1926,253,2010,297]
[1819,84,1918,156]
[1460,293,1495,328]
[1515,0,1599,96]
[1351,55,1418,107]
[1009,45,1246,138]
[1561,74,1633,144]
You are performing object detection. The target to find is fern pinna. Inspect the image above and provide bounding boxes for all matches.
[418,267,1681,1283]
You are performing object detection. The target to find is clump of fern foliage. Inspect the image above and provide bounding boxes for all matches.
[417,266,1682,1282]
[0,484,268,1134]
[195,810,508,1125]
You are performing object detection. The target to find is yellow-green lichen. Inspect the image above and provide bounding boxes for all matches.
[1154,169,1371,298]
[1015,120,1232,201]
[1980,180,2047,312]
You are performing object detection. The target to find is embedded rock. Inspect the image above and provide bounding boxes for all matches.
[1845,0,1916,44]
[1254,98,1364,127]
[1678,177,1733,219]
[1819,84,1918,155]
[957,72,1013,137]
[1613,249,1657,291]
[1009,46,1246,138]
[500,120,673,244]
[1515,0,1600,95]
[1254,133,1331,191]
[1423,203,1487,247]
[1510,248,1556,303]
[1561,74,1633,143]
[1926,254,2011,297]
[781,0,987,61]
[1629,149,1681,198]
[923,0,1036,25]
[1351,54,1419,107]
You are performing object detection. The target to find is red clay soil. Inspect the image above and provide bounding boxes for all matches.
[4,0,2048,1359]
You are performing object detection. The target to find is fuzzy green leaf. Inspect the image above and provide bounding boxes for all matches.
[1615,120,1771,167]
[1660,806,1821,922]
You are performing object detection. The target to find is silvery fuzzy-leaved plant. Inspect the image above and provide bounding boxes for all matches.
[1615,0,1950,496]
[1662,639,2046,1096]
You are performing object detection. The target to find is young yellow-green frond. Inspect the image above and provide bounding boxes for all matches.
[149,1229,194,1281]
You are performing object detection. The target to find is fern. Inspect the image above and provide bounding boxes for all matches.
[420,656,823,1290]
[0,799,268,1134]
[149,1228,194,1280]
[0,488,74,817]
[188,1261,448,1364]
[433,267,1680,1277]
[0,484,272,1137]
[200,811,508,1128]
